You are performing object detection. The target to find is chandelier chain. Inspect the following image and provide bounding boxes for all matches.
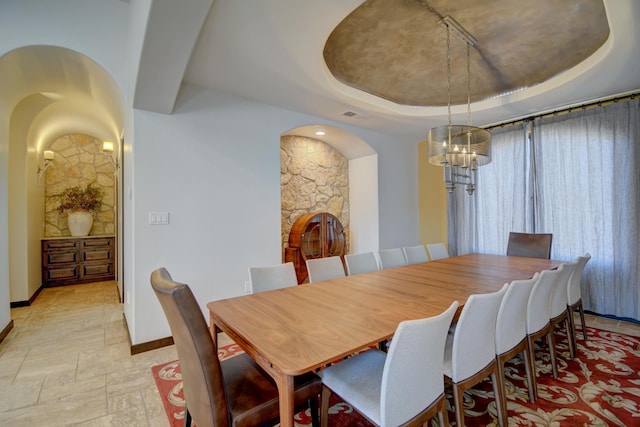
[467,42,472,127]
[446,24,452,128]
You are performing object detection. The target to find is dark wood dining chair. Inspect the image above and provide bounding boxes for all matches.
[506,232,553,259]
[150,267,323,427]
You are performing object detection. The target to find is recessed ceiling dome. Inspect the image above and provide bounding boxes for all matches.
[323,0,609,106]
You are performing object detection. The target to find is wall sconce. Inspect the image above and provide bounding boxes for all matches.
[37,150,55,181]
[102,141,119,170]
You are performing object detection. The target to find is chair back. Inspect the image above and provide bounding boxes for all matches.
[248,262,297,293]
[567,253,591,305]
[526,267,562,334]
[448,283,508,382]
[426,243,449,260]
[506,232,553,259]
[345,252,379,275]
[381,301,459,426]
[150,268,229,427]
[377,248,407,269]
[495,274,538,355]
[402,245,429,265]
[305,256,346,283]
[550,261,576,318]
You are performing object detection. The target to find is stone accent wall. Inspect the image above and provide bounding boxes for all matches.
[44,134,116,237]
[281,135,349,257]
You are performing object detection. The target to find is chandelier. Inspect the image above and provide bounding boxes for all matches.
[427,16,491,195]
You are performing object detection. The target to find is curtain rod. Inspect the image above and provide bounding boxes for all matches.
[485,91,640,131]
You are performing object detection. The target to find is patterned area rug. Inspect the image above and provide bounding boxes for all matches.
[152,326,640,426]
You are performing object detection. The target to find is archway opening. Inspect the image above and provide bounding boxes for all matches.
[1,45,125,304]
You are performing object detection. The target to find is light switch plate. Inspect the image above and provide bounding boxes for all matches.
[149,211,169,225]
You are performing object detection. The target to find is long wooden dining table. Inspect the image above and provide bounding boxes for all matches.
[207,253,563,427]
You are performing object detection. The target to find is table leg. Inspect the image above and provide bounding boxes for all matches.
[275,373,295,427]
[209,315,220,350]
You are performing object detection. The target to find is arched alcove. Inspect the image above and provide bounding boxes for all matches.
[281,125,379,258]
[1,45,124,303]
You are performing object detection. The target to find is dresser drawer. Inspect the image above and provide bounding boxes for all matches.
[83,248,112,262]
[83,262,113,277]
[82,238,113,248]
[44,265,80,282]
[43,240,79,251]
[44,250,79,266]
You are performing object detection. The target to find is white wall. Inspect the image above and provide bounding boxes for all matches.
[374,137,420,248]
[128,84,419,344]
[0,112,9,332]
[349,155,379,253]
[8,97,49,302]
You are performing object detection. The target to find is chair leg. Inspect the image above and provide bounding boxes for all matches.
[320,386,331,427]
[438,403,450,427]
[546,330,558,378]
[578,302,588,341]
[309,396,320,427]
[567,305,578,356]
[184,406,192,427]
[564,317,575,359]
[491,369,507,427]
[452,385,466,427]
[495,356,509,426]
[522,344,537,403]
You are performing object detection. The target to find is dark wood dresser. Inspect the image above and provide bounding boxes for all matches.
[41,236,115,286]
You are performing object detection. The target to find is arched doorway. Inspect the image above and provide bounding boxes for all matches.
[1,45,125,304]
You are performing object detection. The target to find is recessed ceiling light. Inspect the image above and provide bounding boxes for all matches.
[315,130,326,136]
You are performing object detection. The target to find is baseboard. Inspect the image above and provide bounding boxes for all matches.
[130,336,175,355]
[9,284,45,308]
[0,320,14,344]
[122,312,174,355]
[585,310,640,325]
[10,300,29,308]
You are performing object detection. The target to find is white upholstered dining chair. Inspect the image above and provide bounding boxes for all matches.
[402,245,429,265]
[445,283,508,427]
[549,260,578,359]
[319,301,459,427]
[526,266,564,380]
[248,262,297,293]
[345,252,379,275]
[567,253,591,350]
[426,243,449,260]
[377,248,407,269]
[306,256,346,283]
[495,274,539,421]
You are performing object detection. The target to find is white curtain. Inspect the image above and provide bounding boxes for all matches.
[448,123,529,256]
[533,100,640,320]
[450,98,639,320]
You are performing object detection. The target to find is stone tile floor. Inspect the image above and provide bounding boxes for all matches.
[0,280,638,426]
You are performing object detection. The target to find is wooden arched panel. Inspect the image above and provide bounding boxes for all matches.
[285,212,345,283]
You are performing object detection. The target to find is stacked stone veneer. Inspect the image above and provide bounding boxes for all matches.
[281,135,350,258]
[44,134,116,237]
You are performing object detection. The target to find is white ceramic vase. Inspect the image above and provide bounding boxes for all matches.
[67,210,94,237]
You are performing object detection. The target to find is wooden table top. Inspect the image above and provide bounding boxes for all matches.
[207,253,563,376]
